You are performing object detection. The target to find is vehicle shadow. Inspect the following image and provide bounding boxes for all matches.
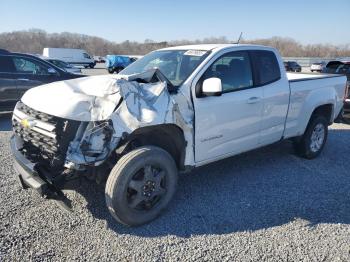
[0,113,12,131]
[72,127,350,238]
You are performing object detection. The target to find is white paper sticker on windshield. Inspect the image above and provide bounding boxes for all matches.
[184,50,207,56]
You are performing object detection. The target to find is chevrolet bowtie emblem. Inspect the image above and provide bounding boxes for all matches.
[20,118,36,128]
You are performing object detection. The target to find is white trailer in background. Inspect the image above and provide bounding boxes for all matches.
[43,48,96,68]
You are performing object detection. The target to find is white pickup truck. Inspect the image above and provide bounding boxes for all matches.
[11,44,347,226]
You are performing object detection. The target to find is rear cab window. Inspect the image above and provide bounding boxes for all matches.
[250,50,281,86]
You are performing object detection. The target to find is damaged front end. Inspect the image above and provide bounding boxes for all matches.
[11,69,195,206]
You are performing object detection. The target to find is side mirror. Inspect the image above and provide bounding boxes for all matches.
[48,68,57,75]
[202,77,222,96]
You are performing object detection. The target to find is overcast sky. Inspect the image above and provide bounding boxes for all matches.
[1,0,349,45]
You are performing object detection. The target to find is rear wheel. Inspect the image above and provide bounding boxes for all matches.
[105,146,178,226]
[294,115,328,159]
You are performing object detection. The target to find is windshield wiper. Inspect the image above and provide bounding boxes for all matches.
[152,69,176,92]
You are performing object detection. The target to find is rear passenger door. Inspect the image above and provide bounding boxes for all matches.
[0,55,18,107]
[250,50,290,145]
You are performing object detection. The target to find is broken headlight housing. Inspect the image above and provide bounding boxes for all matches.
[65,120,119,168]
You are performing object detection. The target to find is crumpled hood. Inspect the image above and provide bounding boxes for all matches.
[21,74,170,122]
[21,75,122,121]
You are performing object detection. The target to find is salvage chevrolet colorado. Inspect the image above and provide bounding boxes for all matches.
[11,44,347,226]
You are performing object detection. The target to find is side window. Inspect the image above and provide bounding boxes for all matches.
[251,50,281,85]
[203,51,253,93]
[0,56,16,73]
[13,57,50,75]
[83,53,91,59]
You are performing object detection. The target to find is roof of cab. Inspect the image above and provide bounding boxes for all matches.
[159,44,272,52]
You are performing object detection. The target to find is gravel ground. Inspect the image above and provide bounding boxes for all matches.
[0,113,349,261]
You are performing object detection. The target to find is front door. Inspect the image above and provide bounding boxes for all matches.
[193,51,263,163]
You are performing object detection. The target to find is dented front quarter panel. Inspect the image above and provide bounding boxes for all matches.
[110,78,195,167]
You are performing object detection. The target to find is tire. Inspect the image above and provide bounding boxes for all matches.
[293,115,328,159]
[89,63,95,69]
[84,66,88,69]
[105,146,178,226]
[108,68,114,74]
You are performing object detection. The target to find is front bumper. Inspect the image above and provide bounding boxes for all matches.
[11,135,73,209]
[10,135,48,194]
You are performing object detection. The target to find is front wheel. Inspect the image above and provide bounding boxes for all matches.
[105,146,178,226]
[293,115,328,159]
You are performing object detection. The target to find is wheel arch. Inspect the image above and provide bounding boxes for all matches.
[298,103,334,137]
[311,103,333,125]
[117,124,187,170]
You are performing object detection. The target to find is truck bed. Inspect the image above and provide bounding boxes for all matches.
[284,72,347,139]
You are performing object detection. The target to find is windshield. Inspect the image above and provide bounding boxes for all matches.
[120,50,210,87]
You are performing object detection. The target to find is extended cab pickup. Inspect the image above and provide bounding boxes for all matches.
[10,44,347,226]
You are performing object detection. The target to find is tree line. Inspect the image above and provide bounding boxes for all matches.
[0,29,349,58]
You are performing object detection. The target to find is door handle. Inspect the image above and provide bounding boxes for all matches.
[247,97,261,104]
[17,78,29,81]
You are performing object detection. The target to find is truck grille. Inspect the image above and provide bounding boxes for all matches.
[12,101,80,169]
